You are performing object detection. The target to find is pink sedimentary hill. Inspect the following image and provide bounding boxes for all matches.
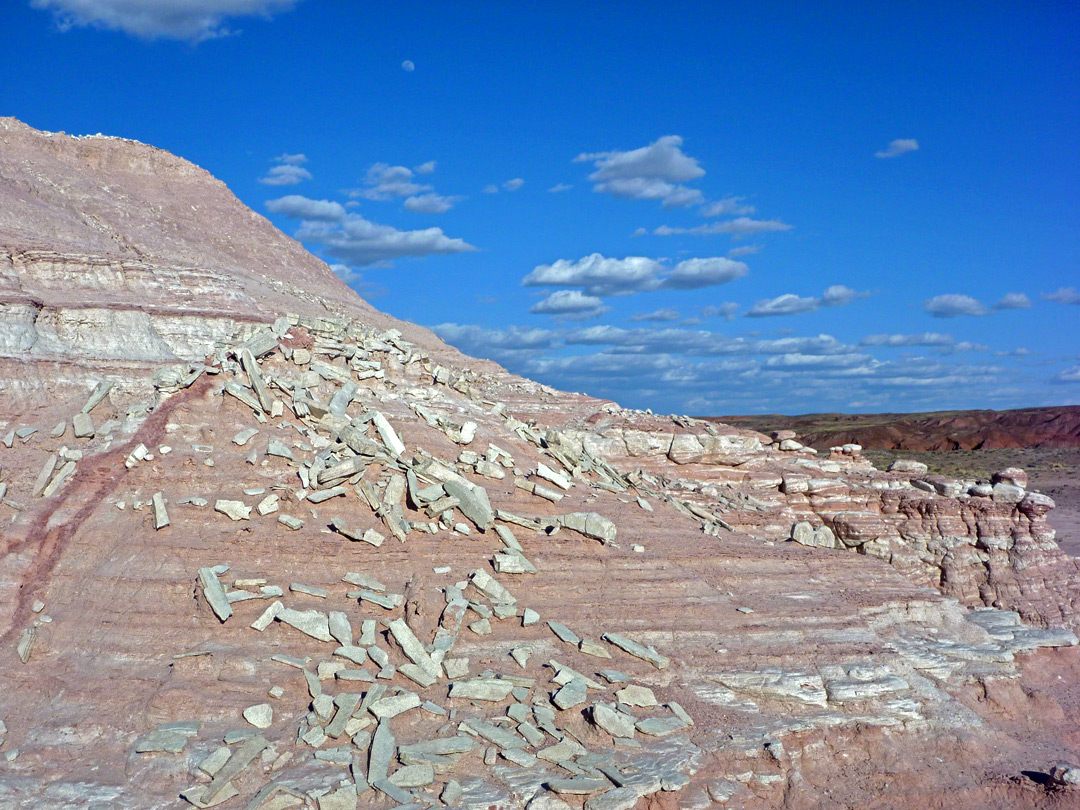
[1,117,1079,809]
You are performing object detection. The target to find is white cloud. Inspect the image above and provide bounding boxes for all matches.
[481,184,500,194]
[861,332,954,347]
[502,178,524,191]
[524,255,662,296]
[354,163,432,200]
[1054,366,1080,383]
[653,217,792,236]
[701,197,755,217]
[31,0,298,40]
[661,257,748,290]
[403,193,462,213]
[875,138,919,158]
[764,353,872,369]
[1044,287,1080,305]
[265,195,346,221]
[727,245,761,258]
[993,292,1032,310]
[924,294,989,318]
[258,163,312,186]
[285,208,475,266]
[746,285,866,318]
[821,285,858,307]
[401,60,415,72]
[575,135,705,208]
[592,178,704,208]
[548,183,572,193]
[746,293,820,318]
[529,290,609,318]
[274,153,307,165]
[522,253,748,297]
[703,303,739,321]
[629,308,681,322]
[414,161,436,174]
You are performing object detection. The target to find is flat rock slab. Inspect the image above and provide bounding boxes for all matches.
[214,500,251,520]
[547,777,613,795]
[276,608,333,642]
[584,787,641,810]
[449,678,515,702]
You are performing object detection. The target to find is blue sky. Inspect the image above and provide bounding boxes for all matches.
[5,1,1079,414]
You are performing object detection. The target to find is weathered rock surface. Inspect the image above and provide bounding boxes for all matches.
[1,118,1079,810]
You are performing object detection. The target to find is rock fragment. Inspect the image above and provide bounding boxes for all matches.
[198,567,233,622]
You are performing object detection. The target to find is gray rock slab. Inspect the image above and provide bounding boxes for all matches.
[634,716,687,737]
[201,735,269,806]
[368,720,396,785]
[198,567,233,622]
[370,692,421,720]
[552,680,588,710]
[602,633,669,669]
[592,703,636,738]
[443,479,494,530]
[72,413,95,439]
[546,777,612,795]
[277,608,333,641]
[449,678,515,702]
[388,618,442,679]
[152,492,170,530]
[584,787,640,810]
[214,499,251,520]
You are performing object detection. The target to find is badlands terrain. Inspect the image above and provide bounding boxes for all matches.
[1,116,1080,810]
[718,411,1080,558]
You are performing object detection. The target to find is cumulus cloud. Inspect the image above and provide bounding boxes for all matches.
[924,294,989,318]
[274,153,307,165]
[481,184,499,194]
[548,183,572,193]
[266,195,346,221]
[629,308,681,322]
[875,138,919,158]
[522,253,749,297]
[295,217,475,266]
[354,163,432,200]
[31,0,298,40]
[746,285,866,318]
[259,163,312,186]
[993,292,1032,310]
[1044,287,1080,305]
[701,197,755,217]
[861,332,954,347]
[414,161,436,174]
[267,196,475,266]
[652,217,792,236]
[727,245,761,258]
[403,193,462,213]
[401,60,415,72]
[524,255,661,296]
[529,290,609,318]
[502,178,524,191]
[661,257,748,290]
[821,285,859,306]
[575,135,705,208]
[703,303,739,321]
[746,293,820,318]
